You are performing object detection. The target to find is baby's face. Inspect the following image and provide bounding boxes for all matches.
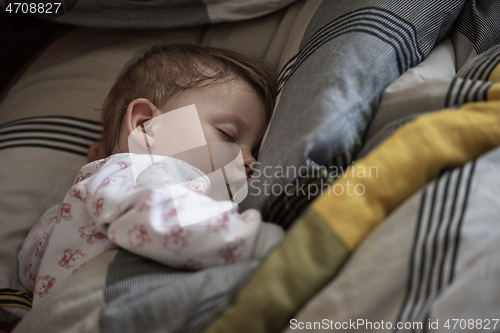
[159,79,268,176]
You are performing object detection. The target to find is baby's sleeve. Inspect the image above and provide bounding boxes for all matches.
[17,209,56,293]
[89,156,284,269]
[95,186,284,269]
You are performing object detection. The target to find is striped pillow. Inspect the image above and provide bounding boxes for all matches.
[0,116,101,317]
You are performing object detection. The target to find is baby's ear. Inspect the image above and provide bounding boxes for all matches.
[126,98,158,150]
[87,141,107,162]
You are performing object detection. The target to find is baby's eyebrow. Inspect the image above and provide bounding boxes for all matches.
[230,113,250,133]
[217,116,240,134]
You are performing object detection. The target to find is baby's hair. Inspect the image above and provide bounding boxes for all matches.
[100,43,278,155]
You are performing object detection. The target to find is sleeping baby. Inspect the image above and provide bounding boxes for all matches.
[18,43,284,306]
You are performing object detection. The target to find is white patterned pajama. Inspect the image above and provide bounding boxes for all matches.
[18,153,284,306]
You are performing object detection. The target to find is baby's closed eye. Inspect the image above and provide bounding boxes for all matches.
[217,128,235,142]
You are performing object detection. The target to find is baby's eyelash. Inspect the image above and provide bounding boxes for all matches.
[218,129,234,142]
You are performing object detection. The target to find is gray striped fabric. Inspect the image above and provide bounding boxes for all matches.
[394,162,477,332]
[454,0,500,54]
[38,0,297,29]
[362,43,499,158]
[0,117,100,309]
[240,0,500,223]
[445,78,493,107]
[100,250,259,333]
[457,44,500,80]
[53,0,210,29]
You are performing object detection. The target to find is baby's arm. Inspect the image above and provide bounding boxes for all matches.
[90,155,284,269]
[101,191,283,268]
[18,212,54,292]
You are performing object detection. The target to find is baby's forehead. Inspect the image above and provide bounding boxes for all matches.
[159,78,259,109]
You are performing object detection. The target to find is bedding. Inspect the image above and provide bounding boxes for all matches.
[280,45,500,333]
[286,148,500,333]
[1,0,500,332]
[212,90,500,333]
